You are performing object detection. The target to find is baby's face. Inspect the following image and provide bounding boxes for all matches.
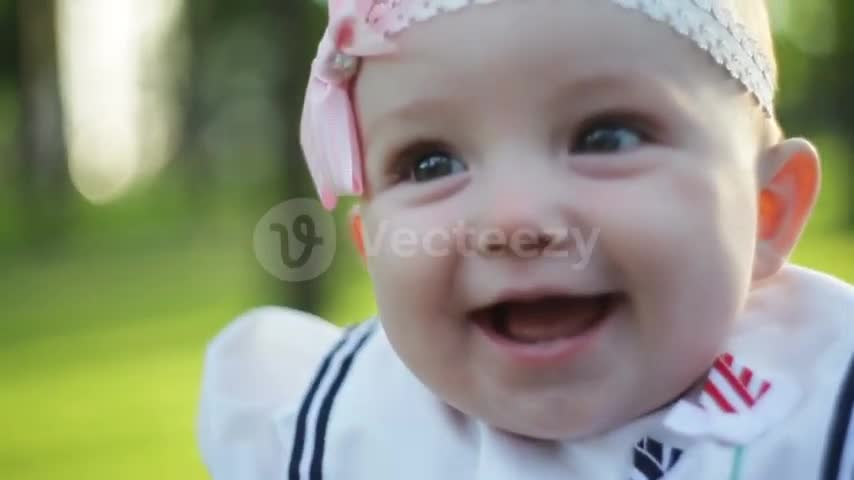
[355,0,764,439]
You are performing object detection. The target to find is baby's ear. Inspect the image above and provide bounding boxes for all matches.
[348,203,366,260]
[752,138,821,281]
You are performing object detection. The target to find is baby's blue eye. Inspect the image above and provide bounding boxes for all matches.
[409,151,467,183]
[573,122,647,154]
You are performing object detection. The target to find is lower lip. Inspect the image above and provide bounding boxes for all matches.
[475,299,616,368]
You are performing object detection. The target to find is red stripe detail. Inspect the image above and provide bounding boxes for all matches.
[721,353,734,366]
[739,368,753,387]
[757,381,771,399]
[704,380,737,413]
[715,358,757,408]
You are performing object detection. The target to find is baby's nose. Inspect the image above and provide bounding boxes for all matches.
[471,171,573,258]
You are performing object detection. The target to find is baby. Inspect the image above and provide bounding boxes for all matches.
[198,1,854,479]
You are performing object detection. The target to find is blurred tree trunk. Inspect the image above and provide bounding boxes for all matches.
[837,0,854,228]
[814,0,854,228]
[784,0,854,229]
[270,0,325,314]
[175,0,214,212]
[15,0,70,244]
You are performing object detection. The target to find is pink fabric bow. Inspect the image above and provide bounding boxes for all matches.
[300,0,396,210]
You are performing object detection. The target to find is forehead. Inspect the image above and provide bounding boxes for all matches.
[354,0,745,142]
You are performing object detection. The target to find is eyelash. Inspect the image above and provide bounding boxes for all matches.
[387,139,456,183]
[571,112,657,149]
[383,111,660,185]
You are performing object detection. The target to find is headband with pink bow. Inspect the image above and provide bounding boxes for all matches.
[299,0,395,210]
[300,0,775,210]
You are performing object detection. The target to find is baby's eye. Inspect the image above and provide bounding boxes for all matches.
[406,150,467,183]
[572,121,649,154]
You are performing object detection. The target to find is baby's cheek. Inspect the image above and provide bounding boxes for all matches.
[363,219,470,395]
[644,166,750,334]
[646,164,734,255]
[588,167,743,310]
[363,212,454,305]
[583,179,699,278]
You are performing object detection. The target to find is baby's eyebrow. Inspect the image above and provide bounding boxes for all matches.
[362,94,464,141]
[548,70,672,103]
[545,69,699,121]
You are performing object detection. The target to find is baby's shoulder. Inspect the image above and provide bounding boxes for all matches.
[197,306,343,479]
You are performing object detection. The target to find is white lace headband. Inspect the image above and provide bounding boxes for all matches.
[301,0,776,209]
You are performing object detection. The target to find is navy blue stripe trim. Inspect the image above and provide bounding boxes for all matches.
[309,321,378,480]
[287,323,366,480]
[822,352,854,480]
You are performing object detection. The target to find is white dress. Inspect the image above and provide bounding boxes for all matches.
[198,265,854,480]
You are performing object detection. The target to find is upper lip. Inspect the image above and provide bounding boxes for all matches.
[470,285,614,313]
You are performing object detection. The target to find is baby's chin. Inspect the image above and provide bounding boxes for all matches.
[444,387,646,442]
[475,405,625,442]
[440,367,703,441]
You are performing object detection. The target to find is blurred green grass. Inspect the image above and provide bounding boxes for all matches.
[1,238,255,479]
[0,203,376,480]
[0,154,851,480]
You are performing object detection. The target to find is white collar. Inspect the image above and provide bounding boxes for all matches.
[662,350,802,445]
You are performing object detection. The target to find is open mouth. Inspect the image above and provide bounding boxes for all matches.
[471,293,619,345]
